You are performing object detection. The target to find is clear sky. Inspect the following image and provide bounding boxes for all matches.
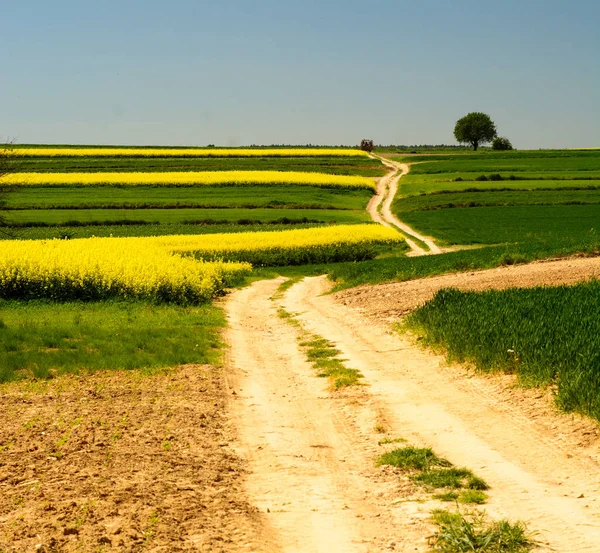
[1,0,598,148]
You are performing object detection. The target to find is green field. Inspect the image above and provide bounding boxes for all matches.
[8,207,370,226]
[391,149,600,247]
[5,185,372,210]
[0,300,224,383]
[402,205,600,245]
[405,282,600,421]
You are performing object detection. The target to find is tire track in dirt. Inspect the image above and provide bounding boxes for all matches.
[369,155,441,255]
[283,275,600,553]
[224,279,437,553]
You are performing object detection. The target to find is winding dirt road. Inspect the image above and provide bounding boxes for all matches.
[225,275,600,552]
[223,154,600,551]
[368,155,442,255]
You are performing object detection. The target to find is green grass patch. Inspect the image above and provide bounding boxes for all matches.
[401,205,600,245]
[0,300,225,383]
[376,446,451,471]
[433,490,488,505]
[276,304,362,388]
[430,510,536,553]
[414,468,488,490]
[405,281,600,421]
[298,335,361,387]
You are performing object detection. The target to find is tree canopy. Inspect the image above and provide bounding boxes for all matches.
[454,112,497,151]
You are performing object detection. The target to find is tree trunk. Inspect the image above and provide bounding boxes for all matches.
[472,141,479,151]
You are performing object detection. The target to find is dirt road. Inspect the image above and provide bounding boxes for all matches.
[368,155,442,255]
[226,279,436,553]
[226,276,600,553]
[336,255,600,320]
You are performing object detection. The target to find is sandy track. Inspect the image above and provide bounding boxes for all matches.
[284,276,600,553]
[334,255,600,321]
[225,279,437,553]
[369,155,442,255]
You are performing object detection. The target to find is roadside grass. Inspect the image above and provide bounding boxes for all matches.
[5,185,373,211]
[404,280,600,421]
[299,335,362,387]
[434,490,488,505]
[0,300,225,383]
[429,509,536,553]
[13,155,387,177]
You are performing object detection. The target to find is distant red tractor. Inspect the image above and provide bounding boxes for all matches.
[360,139,374,152]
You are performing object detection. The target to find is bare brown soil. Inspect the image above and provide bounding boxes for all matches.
[0,365,264,553]
[335,255,600,321]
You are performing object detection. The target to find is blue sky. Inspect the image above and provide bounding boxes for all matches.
[1,0,598,148]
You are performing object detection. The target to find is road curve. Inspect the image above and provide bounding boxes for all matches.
[368,154,442,255]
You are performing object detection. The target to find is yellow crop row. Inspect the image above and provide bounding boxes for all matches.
[11,148,369,158]
[157,224,403,266]
[0,225,403,301]
[158,224,401,254]
[1,171,375,190]
[0,238,251,304]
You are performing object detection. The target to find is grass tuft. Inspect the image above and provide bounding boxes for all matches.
[429,509,536,552]
[376,446,451,471]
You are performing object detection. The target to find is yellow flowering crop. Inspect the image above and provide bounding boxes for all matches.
[0,238,250,304]
[158,224,403,266]
[0,225,403,301]
[160,224,401,253]
[12,148,369,158]
[2,171,375,190]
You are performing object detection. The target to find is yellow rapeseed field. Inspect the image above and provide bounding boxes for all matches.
[160,224,401,254]
[0,225,403,301]
[11,148,369,158]
[0,238,250,304]
[2,171,375,190]
[159,224,403,265]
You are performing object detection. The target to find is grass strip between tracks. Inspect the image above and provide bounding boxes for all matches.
[376,445,535,550]
[273,280,362,388]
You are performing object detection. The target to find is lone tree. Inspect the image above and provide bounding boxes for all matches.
[454,112,497,151]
